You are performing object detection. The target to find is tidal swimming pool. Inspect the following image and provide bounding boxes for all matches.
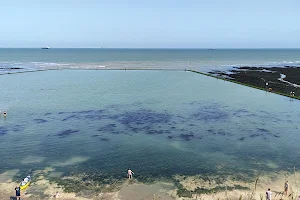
[0,70,299,186]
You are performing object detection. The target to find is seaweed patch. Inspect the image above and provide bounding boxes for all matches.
[249,133,261,138]
[257,128,270,134]
[239,137,245,141]
[146,129,164,135]
[191,104,229,122]
[217,130,233,136]
[164,130,171,134]
[62,114,78,121]
[91,134,100,137]
[56,129,79,137]
[180,133,194,141]
[117,109,172,126]
[231,109,250,117]
[247,128,276,139]
[59,110,106,121]
[98,124,117,133]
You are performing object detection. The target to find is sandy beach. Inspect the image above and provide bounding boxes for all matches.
[1,168,300,200]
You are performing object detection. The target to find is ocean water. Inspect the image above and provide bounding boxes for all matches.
[1,48,300,75]
[0,70,300,184]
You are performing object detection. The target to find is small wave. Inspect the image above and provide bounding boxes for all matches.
[0,62,60,75]
[268,61,300,66]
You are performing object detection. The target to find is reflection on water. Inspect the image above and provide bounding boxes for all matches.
[0,70,300,185]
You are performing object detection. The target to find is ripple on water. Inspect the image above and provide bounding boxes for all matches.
[0,126,8,135]
[33,118,48,123]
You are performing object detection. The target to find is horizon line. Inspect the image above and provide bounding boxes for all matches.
[0,47,300,49]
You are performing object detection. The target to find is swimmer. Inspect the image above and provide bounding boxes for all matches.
[3,111,7,117]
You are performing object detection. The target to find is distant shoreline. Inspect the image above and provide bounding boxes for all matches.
[1,47,300,50]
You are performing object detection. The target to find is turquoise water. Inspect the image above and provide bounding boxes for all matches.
[1,70,300,183]
[1,48,300,74]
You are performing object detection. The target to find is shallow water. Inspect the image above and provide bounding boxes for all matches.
[0,70,300,183]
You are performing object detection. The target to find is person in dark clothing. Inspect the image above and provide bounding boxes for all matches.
[15,185,21,200]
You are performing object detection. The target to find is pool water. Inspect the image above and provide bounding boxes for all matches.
[0,70,299,184]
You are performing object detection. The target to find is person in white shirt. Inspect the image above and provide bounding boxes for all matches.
[266,188,272,200]
[127,168,134,179]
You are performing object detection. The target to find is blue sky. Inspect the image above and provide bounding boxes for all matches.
[0,0,299,48]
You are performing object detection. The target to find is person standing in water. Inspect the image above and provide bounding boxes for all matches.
[127,168,134,179]
[15,185,21,200]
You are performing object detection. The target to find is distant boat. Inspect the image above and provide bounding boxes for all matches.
[42,46,50,49]
[208,48,216,50]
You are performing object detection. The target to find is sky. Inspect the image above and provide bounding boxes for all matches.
[0,0,299,48]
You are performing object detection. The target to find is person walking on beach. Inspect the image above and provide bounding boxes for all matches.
[15,185,21,200]
[127,168,134,179]
[266,188,272,200]
[284,181,289,195]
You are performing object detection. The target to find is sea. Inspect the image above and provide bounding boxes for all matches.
[1,48,300,74]
[0,48,300,188]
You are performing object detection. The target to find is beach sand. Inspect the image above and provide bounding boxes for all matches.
[1,168,300,200]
